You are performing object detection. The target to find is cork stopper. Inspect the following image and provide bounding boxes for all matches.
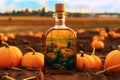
[55,4,66,13]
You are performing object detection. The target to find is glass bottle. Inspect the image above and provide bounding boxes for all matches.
[44,4,76,72]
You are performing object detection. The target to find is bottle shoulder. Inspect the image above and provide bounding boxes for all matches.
[45,26,77,38]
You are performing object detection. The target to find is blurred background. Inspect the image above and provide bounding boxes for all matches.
[0,0,120,33]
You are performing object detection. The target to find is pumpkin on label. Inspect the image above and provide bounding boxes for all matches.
[60,48,74,58]
[46,52,57,65]
[0,41,23,68]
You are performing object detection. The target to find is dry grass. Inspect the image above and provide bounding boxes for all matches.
[66,17,120,29]
[0,16,120,33]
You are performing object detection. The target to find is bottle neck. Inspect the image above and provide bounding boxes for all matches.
[53,12,66,28]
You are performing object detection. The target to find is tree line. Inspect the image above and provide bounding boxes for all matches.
[0,7,120,17]
[0,7,53,16]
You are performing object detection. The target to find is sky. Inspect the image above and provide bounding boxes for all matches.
[0,0,120,13]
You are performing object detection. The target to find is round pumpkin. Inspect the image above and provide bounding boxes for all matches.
[91,40,104,49]
[21,47,44,68]
[76,51,95,69]
[34,32,43,38]
[105,46,120,72]
[93,35,105,41]
[91,48,102,69]
[92,35,99,41]
[0,35,8,41]
[0,41,23,68]
[26,31,34,37]
[6,33,16,39]
[99,30,108,38]
[0,33,4,37]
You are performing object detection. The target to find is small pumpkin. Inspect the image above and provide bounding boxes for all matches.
[0,33,4,37]
[34,32,43,38]
[76,51,95,69]
[0,35,8,41]
[108,30,115,36]
[92,35,99,41]
[0,41,23,68]
[91,40,104,49]
[91,48,102,69]
[105,45,120,72]
[77,29,86,34]
[112,32,120,38]
[21,47,44,68]
[26,31,34,37]
[93,35,105,41]
[6,33,15,39]
[99,30,108,38]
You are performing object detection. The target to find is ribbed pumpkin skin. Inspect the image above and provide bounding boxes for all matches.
[105,50,120,72]
[21,52,44,68]
[76,54,95,69]
[92,55,102,69]
[0,46,23,68]
[76,54,90,69]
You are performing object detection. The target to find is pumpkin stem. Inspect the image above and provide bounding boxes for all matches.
[91,47,95,56]
[79,51,84,57]
[24,47,36,55]
[95,64,120,75]
[2,41,9,48]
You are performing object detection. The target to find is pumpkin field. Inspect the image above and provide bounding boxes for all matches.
[0,16,120,80]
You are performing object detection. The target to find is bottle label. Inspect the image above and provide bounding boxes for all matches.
[45,29,76,70]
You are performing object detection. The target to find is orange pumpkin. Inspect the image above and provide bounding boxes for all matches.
[6,33,15,39]
[112,33,120,38]
[92,35,105,41]
[0,33,4,37]
[21,47,44,68]
[91,48,102,69]
[26,31,34,37]
[92,35,99,41]
[91,40,104,49]
[105,45,120,72]
[0,41,23,68]
[0,35,8,41]
[77,29,86,34]
[99,30,108,38]
[76,51,95,69]
[34,32,43,38]
[108,30,115,36]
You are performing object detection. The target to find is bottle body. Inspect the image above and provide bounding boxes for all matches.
[44,3,76,72]
[44,26,76,71]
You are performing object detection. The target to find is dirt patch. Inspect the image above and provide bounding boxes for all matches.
[0,27,120,80]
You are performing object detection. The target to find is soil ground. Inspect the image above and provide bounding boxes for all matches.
[0,27,120,80]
